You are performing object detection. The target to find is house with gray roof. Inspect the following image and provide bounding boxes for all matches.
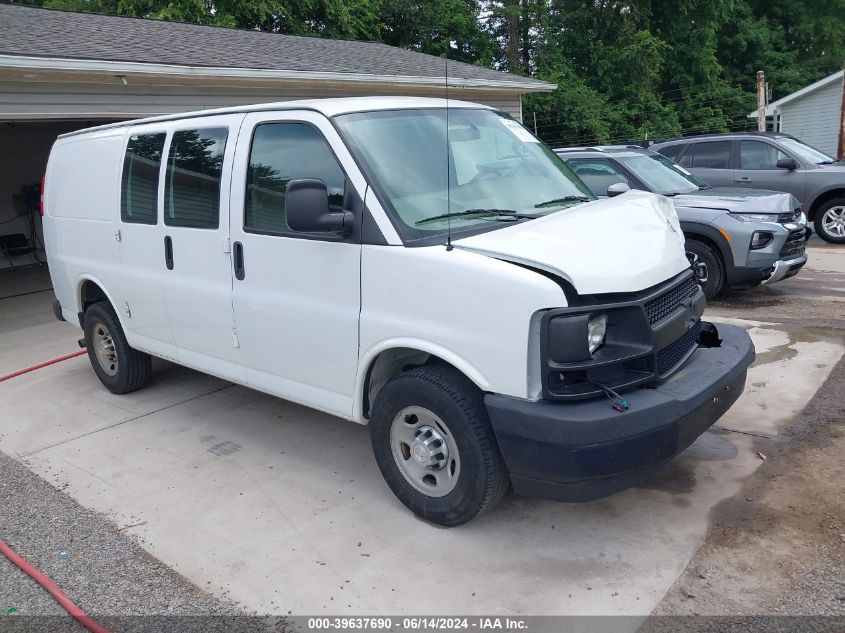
[0,3,553,267]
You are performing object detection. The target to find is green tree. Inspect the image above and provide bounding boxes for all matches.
[29,0,845,147]
[381,0,493,64]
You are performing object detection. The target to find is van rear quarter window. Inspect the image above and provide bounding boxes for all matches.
[245,123,346,234]
[164,128,228,229]
[120,132,166,224]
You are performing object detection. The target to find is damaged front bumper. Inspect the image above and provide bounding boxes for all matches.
[485,322,755,502]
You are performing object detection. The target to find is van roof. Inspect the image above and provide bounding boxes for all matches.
[58,96,492,139]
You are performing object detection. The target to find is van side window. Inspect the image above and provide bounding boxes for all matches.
[164,128,228,229]
[121,132,166,224]
[245,123,346,234]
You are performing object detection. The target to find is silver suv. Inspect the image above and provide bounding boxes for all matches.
[555,145,810,299]
[651,132,845,243]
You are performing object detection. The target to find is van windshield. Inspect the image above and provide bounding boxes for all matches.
[334,108,595,242]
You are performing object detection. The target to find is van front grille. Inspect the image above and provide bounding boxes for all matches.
[644,275,700,326]
[656,320,701,376]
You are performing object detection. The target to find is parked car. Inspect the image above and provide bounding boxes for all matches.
[43,98,754,526]
[651,132,845,243]
[555,145,810,299]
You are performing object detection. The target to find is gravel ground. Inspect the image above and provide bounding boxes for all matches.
[640,244,845,631]
[0,450,287,633]
[640,354,845,632]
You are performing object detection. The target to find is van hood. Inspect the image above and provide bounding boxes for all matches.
[673,187,798,214]
[453,190,689,295]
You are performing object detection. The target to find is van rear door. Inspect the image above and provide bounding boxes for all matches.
[160,114,244,379]
[228,111,364,418]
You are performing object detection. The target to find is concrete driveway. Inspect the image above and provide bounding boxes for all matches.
[0,249,842,621]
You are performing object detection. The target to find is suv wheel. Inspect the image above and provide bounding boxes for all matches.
[685,239,724,300]
[83,301,152,394]
[369,365,509,526]
[814,198,845,244]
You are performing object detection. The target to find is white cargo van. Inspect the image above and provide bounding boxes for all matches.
[43,97,754,526]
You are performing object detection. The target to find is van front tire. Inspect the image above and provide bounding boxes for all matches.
[83,302,151,394]
[369,365,509,526]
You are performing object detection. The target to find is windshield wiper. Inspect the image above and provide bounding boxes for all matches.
[533,196,591,208]
[415,208,535,226]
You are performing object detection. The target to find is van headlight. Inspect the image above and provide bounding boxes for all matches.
[587,313,608,354]
[546,312,609,362]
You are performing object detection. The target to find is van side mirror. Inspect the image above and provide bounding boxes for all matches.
[607,182,631,197]
[776,157,797,170]
[285,179,353,235]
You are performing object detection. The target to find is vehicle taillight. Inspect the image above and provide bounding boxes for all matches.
[39,176,45,217]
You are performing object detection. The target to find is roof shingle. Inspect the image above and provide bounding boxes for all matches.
[0,3,550,90]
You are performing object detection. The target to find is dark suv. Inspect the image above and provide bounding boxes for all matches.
[651,132,845,243]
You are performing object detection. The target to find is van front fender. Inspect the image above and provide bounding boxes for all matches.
[353,338,492,423]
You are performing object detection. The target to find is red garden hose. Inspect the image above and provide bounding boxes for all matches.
[1,348,108,631]
[0,349,86,383]
[0,539,110,633]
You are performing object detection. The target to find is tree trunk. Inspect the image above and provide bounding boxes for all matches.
[505,0,521,74]
[520,0,531,74]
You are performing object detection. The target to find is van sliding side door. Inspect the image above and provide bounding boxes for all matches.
[228,111,364,418]
[160,114,245,381]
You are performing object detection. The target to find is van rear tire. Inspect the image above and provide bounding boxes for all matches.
[369,365,509,526]
[83,301,151,394]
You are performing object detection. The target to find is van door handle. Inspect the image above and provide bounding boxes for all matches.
[233,241,245,280]
[734,177,751,183]
[164,235,174,270]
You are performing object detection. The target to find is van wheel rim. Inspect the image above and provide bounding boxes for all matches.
[821,206,845,237]
[389,406,460,498]
[92,321,118,376]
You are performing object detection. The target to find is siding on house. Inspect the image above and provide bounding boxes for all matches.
[0,81,524,121]
[779,76,843,157]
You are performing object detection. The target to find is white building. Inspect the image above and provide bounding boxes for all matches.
[0,3,553,269]
[750,70,844,157]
